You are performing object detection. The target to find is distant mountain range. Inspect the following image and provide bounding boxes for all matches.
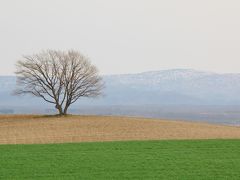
[1,69,240,109]
[102,69,240,105]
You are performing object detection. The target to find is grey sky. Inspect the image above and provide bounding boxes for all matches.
[0,0,240,75]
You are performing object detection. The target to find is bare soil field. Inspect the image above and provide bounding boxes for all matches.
[0,115,240,144]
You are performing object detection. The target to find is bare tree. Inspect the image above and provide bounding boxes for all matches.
[15,50,103,115]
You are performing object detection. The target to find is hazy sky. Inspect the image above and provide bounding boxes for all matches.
[0,0,240,75]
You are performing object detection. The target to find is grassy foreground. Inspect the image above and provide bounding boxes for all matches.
[0,140,240,179]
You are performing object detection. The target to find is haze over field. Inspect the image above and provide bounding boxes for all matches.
[1,69,240,125]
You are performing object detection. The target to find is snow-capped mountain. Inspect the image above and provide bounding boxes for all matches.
[1,69,240,108]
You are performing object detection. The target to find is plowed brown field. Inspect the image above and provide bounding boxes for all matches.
[0,115,240,144]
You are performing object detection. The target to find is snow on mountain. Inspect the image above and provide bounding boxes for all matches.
[105,69,215,86]
[103,69,240,105]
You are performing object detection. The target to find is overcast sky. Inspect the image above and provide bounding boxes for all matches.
[0,0,240,75]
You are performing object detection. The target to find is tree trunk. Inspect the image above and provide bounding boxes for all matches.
[56,104,64,116]
[63,105,69,115]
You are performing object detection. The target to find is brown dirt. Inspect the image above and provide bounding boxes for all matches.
[0,115,240,144]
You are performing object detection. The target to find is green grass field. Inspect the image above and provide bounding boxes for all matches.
[1,140,240,179]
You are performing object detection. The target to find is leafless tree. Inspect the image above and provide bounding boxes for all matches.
[15,50,103,115]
